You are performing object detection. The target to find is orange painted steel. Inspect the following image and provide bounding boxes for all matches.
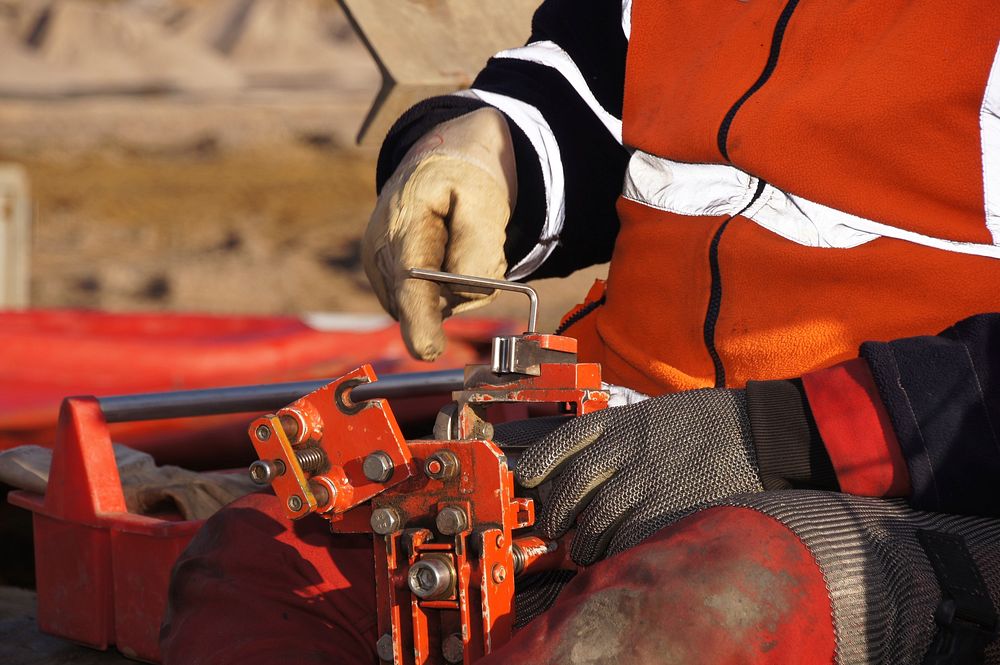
[250,332,608,664]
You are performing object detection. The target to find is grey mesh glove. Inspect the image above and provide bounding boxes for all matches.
[515,389,763,565]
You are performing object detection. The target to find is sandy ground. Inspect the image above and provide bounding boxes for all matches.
[0,0,606,333]
[2,94,606,334]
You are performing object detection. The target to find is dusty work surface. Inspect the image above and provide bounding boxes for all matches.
[0,586,133,664]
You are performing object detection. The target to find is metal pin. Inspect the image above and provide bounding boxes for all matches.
[442,633,464,664]
[248,459,284,485]
[407,268,539,333]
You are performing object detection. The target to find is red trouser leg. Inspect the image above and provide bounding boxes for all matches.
[163,497,834,664]
[483,505,836,665]
[160,492,379,665]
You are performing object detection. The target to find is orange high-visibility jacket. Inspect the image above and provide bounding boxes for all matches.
[377,0,1000,395]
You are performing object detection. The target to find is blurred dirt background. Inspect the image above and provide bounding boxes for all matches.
[0,0,606,333]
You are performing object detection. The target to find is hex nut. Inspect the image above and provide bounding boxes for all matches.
[424,450,460,481]
[363,451,395,483]
[376,633,394,662]
[370,507,403,535]
[436,506,468,536]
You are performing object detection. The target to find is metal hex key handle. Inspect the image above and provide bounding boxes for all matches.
[407,268,539,334]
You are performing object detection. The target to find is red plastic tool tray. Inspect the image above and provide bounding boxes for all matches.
[9,396,200,663]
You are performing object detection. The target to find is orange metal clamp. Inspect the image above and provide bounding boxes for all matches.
[247,271,608,664]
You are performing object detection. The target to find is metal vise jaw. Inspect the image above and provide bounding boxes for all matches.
[405,269,609,443]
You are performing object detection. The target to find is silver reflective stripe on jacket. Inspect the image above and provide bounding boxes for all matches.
[622,149,1000,259]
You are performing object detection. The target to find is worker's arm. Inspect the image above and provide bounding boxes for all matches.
[364,0,630,360]
[851,313,1000,513]
[375,0,630,281]
[759,312,1000,515]
[516,313,1000,564]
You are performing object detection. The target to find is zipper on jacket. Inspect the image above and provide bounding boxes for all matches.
[705,0,800,386]
[704,179,766,387]
[716,0,801,162]
[555,295,606,336]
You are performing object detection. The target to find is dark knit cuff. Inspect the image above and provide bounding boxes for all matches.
[745,379,840,492]
[374,95,546,273]
[375,96,490,193]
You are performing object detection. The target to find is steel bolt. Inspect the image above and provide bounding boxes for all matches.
[255,424,271,441]
[436,506,468,536]
[363,451,395,483]
[491,563,507,584]
[407,556,456,600]
[370,507,403,535]
[376,633,394,662]
[442,633,464,664]
[248,459,285,485]
[287,495,304,512]
[424,450,460,481]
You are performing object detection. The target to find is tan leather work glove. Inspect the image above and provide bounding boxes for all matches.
[363,108,517,360]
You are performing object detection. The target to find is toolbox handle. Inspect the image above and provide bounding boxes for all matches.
[45,396,127,520]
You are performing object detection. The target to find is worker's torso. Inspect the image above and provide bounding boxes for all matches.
[569,0,1000,394]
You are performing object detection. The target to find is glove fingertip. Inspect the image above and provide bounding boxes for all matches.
[397,278,447,361]
[513,468,544,489]
[404,330,445,362]
[539,523,567,544]
[514,420,604,490]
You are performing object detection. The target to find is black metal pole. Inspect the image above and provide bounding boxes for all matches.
[97,368,466,423]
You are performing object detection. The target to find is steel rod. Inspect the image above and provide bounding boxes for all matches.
[97,368,466,423]
[407,268,538,333]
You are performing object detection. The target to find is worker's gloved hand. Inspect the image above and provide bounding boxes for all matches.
[515,389,763,565]
[363,108,517,361]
